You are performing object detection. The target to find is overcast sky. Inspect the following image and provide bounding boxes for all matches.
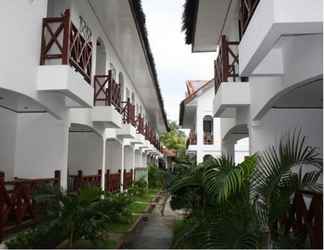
[142,0,216,122]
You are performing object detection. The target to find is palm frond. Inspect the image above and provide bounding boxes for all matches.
[204,155,256,202]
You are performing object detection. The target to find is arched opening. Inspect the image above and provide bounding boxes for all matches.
[110,63,116,80]
[235,137,250,164]
[203,154,214,162]
[106,139,123,192]
[119,72,124,101]
[126,88,130,101]
[131,92,135,105]
[0,88,66,183]
[203,115,213,145]
[95,38,106,75]
[67,124,103,192]
[123,145,134,190]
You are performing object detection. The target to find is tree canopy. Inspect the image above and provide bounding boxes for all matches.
[160,121,186,151]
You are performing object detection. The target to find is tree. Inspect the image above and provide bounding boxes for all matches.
[160,121,186,151]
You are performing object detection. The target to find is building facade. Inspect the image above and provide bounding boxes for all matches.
[0,0,167,191]
[182,0,322,159]
[180,80,222,163]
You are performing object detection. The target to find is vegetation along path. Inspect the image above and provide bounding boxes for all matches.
[123,194,181,249]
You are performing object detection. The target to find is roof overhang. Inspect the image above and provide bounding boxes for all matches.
[183,0,231,52]
[88,0,168,132]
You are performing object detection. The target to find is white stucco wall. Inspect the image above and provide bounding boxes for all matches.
[249,109,323,155]
[124,145,134,171]
[68,132,103,175]
[106,139,123,174]
[14,113,69,188]
[0,109,17,180]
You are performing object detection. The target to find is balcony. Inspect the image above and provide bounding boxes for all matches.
[203,132,214,145]
[187,130,197,147]
[214,35,241,93]
[116,100,137,139]
[213,35,250,117]
[238,0,261,39]
[92,71,123,128]
[37,9,93,108]
[238,0,322,76]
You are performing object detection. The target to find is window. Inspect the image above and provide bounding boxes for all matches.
[95,38,106,75]
[203,115,213,145]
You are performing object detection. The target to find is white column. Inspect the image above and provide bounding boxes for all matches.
[120,144,125,192]
[132,148,136,180]
[101,137,106,192]
[221,138,236,160]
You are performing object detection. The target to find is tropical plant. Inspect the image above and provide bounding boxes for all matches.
[128,178,148,198]
[170,131,323,249]
[250,131,323,247]
[170,155,260,248]
[148,164,165,189]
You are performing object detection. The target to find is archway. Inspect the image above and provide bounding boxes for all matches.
[119,72,124,101]
[235,137,250,164]
[0,88,67,184]
[67,123,103,192]
[95,37,106,75]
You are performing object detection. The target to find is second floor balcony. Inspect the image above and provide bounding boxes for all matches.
[187,130,197,146]
[214,35,240,93]
[37,9,94,108]
[213,35,250,118]
[92,70,123,128]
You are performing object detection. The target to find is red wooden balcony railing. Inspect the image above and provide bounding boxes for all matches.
[123,169,133,190]
[94,70,121,111]
[121,99,136,126]
[214,35,240,93]
[0,171,61,241]
[68,170,101,193]
[40,9,93,84]
[136,114,145,135]
[203,132,214,145]
[188,130,197,145]
[105,170,121,193]
[239,0,261,39]
[280,191,323,249]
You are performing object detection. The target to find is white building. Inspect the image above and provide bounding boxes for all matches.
[181,0,322,159]
[180,80,249,163]
[0,0,168,191]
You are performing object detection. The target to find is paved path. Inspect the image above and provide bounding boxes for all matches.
[123,194,182,249]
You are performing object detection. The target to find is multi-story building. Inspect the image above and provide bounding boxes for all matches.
[180,80,250,163]
[0,0,168,192]
[180,80,222,163]
[182,0,322,158]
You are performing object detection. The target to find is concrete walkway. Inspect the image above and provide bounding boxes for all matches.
[123,194,181,249]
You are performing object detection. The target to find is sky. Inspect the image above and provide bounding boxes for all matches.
[142,0,216,122]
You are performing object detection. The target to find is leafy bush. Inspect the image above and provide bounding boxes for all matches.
[128,178,147,198]
[148,164,165,189]
[102,192,133,224]
[5,223,66,249]
[170,132,323,249]
[6,187,133,249]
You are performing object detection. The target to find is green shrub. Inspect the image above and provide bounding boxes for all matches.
[148,164,165,189]
[128,178,147,198]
